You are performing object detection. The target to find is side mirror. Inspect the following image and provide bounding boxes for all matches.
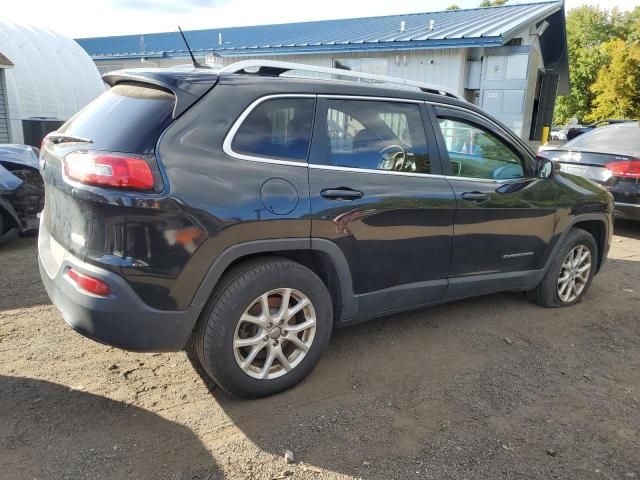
[535,156,554,179]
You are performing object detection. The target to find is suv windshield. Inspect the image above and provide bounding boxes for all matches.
[59,82,175,154]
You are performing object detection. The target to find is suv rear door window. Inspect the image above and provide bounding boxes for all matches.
[58,82,175,154]
[321,99,431,173]
[231,98,315,162]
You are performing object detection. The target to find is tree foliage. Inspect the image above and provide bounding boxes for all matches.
[479,0,508,6]
[554,6,640,125]
[588,39,640,121]
[446,4,460,10]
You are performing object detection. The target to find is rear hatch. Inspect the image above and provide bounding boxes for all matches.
[40,70,217,261]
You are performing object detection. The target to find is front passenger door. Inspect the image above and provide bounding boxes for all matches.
[432,106,556,294]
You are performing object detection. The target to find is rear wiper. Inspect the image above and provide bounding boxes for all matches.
[47,133,93,145]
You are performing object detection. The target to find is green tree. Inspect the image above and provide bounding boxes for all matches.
[588,38,640,121]
[446,4,460,10]
[554,6,636,125]
[479,0,508,6]
[627,7,640,44]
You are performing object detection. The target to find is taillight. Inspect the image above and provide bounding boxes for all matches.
[606,159,640,179]
[66,268,111,297]
[64,151,155,190]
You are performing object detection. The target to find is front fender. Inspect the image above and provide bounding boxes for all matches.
[542,212,611,279]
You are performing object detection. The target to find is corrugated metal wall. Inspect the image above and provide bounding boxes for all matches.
[0,70,9,143]
[221,50,467,92]
[100,48,468,93]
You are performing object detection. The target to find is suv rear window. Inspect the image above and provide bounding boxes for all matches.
[58,82,175,154]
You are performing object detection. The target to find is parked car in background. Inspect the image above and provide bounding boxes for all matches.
[38,60,613,398]
[552,120,583,142]
[0,144,44,244]
[539,122,640,221]
[566,119,634,141]
[550,126,567,141]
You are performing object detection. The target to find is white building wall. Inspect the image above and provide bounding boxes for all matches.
[96,48,468,94]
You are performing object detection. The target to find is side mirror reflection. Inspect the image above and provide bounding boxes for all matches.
[535,156,554,179]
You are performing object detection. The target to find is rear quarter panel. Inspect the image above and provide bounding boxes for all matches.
[156,80,312,306]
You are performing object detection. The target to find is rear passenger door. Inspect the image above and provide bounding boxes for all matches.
[308,97,456,317]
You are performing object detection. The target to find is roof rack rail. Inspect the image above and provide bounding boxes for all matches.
[219,60,465,101]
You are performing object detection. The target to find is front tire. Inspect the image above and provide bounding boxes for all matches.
[194,258,333,398]
[526,228,598,308]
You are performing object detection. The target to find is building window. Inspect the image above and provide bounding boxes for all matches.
[334,58,388,76]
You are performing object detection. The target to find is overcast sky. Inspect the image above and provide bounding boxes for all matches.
[5,0,640,38]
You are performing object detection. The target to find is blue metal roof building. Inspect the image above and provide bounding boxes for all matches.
[77,2,563,59]
[76,1,568,142]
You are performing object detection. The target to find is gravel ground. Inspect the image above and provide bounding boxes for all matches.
[1,221,639,480]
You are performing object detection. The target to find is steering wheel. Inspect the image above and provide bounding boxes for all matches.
[378,145,414,172]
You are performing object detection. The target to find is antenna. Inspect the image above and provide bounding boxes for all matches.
[178,26,210,69]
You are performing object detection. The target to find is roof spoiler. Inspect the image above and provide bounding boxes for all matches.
[103,69,219,117]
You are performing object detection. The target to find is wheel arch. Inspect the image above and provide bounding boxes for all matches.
[0,197,21,230]
[572,218,607,272]
[549,213,610,275]
[0,198,22,244]
[190,238,356,323]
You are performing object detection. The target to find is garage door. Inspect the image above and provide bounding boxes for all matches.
[0,70,9,143]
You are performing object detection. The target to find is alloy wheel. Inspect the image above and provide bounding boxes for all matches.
[557,244,592,303]
[233,288,316,380]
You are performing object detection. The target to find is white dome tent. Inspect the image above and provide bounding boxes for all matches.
[0,21,104,144]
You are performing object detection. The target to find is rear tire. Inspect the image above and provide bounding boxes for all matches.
[526,228,598,308]
[194,257,333,398]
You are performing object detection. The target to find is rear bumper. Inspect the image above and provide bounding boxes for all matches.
[38,224,200,352]
[614,202,640,221]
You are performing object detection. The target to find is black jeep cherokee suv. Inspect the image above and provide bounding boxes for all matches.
[38,61,613,398]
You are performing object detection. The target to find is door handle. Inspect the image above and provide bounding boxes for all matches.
[320,188,364,200]
[461,191,489,202]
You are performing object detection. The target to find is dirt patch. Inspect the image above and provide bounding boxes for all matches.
[1,221,639,479]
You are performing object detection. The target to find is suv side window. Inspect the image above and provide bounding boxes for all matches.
[437,117,524,180]
[320,99,431,173]
[231,98,315,161]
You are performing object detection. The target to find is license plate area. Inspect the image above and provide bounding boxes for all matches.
[559,164,587,175]
[559,163,609,182]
